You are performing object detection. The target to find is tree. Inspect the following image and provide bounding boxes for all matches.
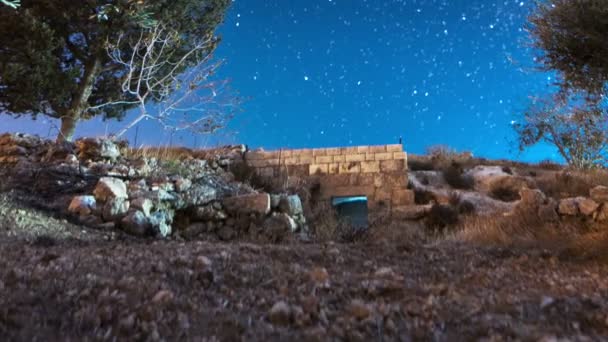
[1,1,19,9]
[0,0,230,142]
[514,95,608,169]
[529,0,608,99]
[102,23,237,139]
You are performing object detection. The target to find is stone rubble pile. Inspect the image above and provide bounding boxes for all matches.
[516,186,608,222]
[0,133,308,241]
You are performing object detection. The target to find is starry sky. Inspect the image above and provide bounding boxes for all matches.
[2,0,561,162]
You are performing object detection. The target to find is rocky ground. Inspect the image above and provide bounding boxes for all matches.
[1,193,608,341]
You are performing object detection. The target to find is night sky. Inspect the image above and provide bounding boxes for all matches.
[2,0,561,162]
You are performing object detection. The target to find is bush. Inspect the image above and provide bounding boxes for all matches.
[442,162,474,190]
[426,204,459,231]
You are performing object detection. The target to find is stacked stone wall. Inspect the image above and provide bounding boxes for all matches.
[244,144,414,210]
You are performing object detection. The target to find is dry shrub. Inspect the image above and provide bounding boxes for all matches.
[126,146,195,162]
[413,188,435,205]
[309,201,368,242]
[366,215,429,244]
[442,162,474,190]
[408,155,435,171]
[536,170,608,199]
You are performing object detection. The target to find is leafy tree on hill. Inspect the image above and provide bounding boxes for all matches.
[1,1,19,9]
[529,0,608,100]
[0,0,230,142]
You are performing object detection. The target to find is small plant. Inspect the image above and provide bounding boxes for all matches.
[442,162,474,190]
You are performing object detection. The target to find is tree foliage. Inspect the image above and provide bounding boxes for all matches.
[529,0,608,99]
[0,0,231,141]
[514,96,608,169]
[1,1,19,9]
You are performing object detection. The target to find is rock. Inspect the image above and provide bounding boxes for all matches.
[75,137,121,161]
[578,198,599,216]
[279,195,304,216]
[152,290,174,304]
[558,198,580,216]
[595,204,608,222]
[270,195,282,209]
[348,300,372,320]
[519,188,546,208]
[149,211,172,237]
[182,223,208,239]
[67,196,97,216]
[263,213,298,242]
[93,177,128,202]
[268,301,291,326]
[192,205,216,221]
[130,198,153,217]
[309,267,330,286]
[174,177,192,192]
[121,210,150,236]
[217,225,236,241]
[184,184,218,206]
[222,193,271,216]
[102,198,130,221]
[590,186,608,203]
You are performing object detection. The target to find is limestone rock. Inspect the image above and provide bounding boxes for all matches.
[121,210,150,236]
[223,193,271,216]
[393,205,432,220]
[538,199,559,222]
[102,198,130,221]
[174,177,192,192]
[595,204,608,222]
[558,198,580,216]
[264,213,298,242]
[279,195,304,216]
[75,137,121,161]
[578,198,599,216]
[68,196,97,216]
[149,211,173,237]
[590,186,608,203]
[183,184,218,206]
[130,198,153,217]
[93,177,128,202]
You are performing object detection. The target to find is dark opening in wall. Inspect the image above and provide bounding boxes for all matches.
[331,196,368,229]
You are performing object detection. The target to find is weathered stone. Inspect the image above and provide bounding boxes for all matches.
[519,188,546,207]
[538,199,559,222]
[130,198,153,217]
[149,211,173,237]
[102,198,130,221]
[278,195,304,216]
[264,213,298,242]
[174,177,192,192]
[121,210,150,236]
[393,205,431,220]
[578,198,599,216]
[183,185,218,206]
[75,138,121,161]
[558,198,580,216]
[192,205,216,221]
[223,193,271,215]
[68,196,97,216]
[595,204,608,222]
[590,186,608,203]
[268,301,291,326]
[93,177,128,202]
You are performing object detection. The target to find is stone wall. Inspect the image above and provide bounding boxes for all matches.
[244,144,414,210]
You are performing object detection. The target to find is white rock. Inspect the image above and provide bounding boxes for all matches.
[93,177,128,202]
[68,196,97,216]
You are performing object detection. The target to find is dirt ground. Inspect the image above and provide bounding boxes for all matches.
[1,193,608,341]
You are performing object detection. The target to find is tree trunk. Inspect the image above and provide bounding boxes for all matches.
[56,56,101,143]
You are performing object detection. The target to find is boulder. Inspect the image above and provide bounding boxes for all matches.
[518,188,546,208]
[75,137,121,161]
[173,177,192,192]
[595,204,608,222]
[93,177,128,202]
[223,193,271,216]
[183,184,218,206]
[279,195,304,216]
[393,205,432,220]
[149,211,173,237]
[578,198,599,216]
[130,198,153,217]
[121,210,150,236]
[264,213,298,242]
[558,198,581,216]
[102,198,130,221]
[590,186,608,203]
[68,196,97,216]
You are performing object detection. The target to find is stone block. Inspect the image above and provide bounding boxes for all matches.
[284,157,299,165]
[328,163,340,174]
[321,186,375,199]
[365,153,376,161]
[333,155,345,162]
[259,167,275,178]
[369,145,387,153]
[393,205,432,220]
[339,162,361,174]
[380,160,405,172]
[309,164,329,175]
[374,188,392,203]
[299,156,314,164]
[247,160,267,168]
[375,152,393,161]
[353,173,375,186]
[326,148,341,155]
[590,186,608,203]
[294,149,313,157]
[345,154,366,162]
[315,155,333,164]
[313,149,327,156]
[357,146,370,153]
[393,152,407,160]
[386,144,403,152]
[360,161,380,173]
[392,189,415,206]
[278,149,293,158]
[342,146,359,154]
[320,174,351,188]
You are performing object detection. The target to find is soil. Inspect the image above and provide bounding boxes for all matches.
[1,192,608,341]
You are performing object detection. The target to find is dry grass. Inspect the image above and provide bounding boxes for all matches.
[535,169,608,199]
